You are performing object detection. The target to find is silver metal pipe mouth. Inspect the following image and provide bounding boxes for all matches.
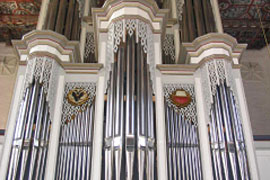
[102,34,157,180]
[164,83,202,180]
[208,83,250,180]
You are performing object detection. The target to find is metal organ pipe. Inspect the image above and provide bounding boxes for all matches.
[125,35,136,180]
[103,35,157,179]
[208,82,250,180]
[164,85,202,180]
[7,78,51,180]
[55,100,96,180]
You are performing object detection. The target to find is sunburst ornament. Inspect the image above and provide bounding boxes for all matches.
[0,56,17,75]
[67,88,89,106]
[170,89,192,108]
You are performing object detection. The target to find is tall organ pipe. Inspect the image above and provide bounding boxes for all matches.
[7,79,51,180]
[209,83,250,180]
[181,0,216,42]
[103,34,156,179]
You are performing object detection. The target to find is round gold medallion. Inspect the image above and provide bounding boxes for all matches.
[67,88,89,106]
[170,89,192,108]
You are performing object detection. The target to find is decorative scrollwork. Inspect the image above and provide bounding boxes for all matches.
[201,59,243,124]
[84,32,95,62]
[23,57,53,97]
[202,59,227,98]
[125,19,136,37]
[164,83,197,125]
[62,82,96,123]
[22,56,60,121]
[176,0,185,22]
[163,34,175,62]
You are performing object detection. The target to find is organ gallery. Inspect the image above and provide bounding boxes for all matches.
[0,0,260,179]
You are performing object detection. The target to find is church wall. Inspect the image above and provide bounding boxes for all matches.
[0,43,17,130]
[241,46,270,136]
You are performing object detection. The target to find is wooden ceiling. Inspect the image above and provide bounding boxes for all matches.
[0,0,41,45]
[0,0,269,49]
[218,0,270,49]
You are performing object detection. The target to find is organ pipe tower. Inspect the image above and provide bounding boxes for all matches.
[0,0,260,180]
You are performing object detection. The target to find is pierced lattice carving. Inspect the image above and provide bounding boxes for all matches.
[61,82,96,123]
[164,83,197,125]
[176,0,185,21]
[22,56,60,120]
[84,32,96,62]
[163,34,175,62]
[106,18,155,92]
[201,59,243,125]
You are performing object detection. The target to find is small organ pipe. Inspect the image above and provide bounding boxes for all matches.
[55,103,95,180]
[164,92,202,180]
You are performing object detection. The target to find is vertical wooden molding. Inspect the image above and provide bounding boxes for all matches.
[55,0,68,34]
[37,0,51,30]
[210,0,224,33]
[64,0,76,39]
[46,0,59,30]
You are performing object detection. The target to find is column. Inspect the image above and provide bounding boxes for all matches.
[171,0,181,62]
[194,73,214,180]
[80,0,91,59]
[37,0,50,30]
[90,33,107,179]
[44,74,65,180]
[235,74,260,180]
[90,74,105,180]
[154,34,168,179]
[0,70,25,178]
[210,0,223,33]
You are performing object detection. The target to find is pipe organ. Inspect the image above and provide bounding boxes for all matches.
[103,34,156,179]
[6,57,59,180]
[0,0,260,180]
[164,84,202,180]
[55,82,96,180]
[203,60,250,180]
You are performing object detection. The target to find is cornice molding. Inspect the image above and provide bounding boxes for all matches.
[182,33,247,66]
[157,54,241,75]
[91,0,169,58]
[18,60,103,74]
[63,63,103,74]
[12,30,81,63]
[92,0,168,31]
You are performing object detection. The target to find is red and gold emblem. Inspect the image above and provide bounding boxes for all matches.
[170,89,192,108]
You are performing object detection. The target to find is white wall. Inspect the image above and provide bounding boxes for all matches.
[254,141,270,180]
[0,136,5,163]
[241,46,270,135]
